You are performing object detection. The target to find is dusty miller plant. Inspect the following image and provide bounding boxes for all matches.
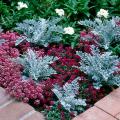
[0,26,3,33]
[15,18,63,46]
[52,77,86,115]
[76,46,120,88]
[0,39,5,46]
[79,17,120,49]
[15,49,57,81]
[0,27,5,45]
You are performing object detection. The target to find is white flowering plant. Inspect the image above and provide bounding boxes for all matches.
[97,9,109,18]
[55,9,65,17]
[64,27,75,35]
[17,2,28,10]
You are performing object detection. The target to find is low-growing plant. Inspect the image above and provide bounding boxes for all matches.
[76,46,120,88]
[52,77,86,115]
[15,18,63,46]
[15,49,57,81]
[44,102,72,120]
[79,16,120,50]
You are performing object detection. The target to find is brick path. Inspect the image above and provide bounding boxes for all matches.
[73,87,120,120]
[0,87,120,120]
[0,87,45,120]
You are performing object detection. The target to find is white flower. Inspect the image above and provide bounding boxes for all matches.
[17,2,28,10]
[55,9,65,16]
[97,9,109,18]
[64,27,75,35]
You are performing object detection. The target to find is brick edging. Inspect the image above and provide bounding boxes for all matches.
[73,87,120,120]
[0,87,45,120]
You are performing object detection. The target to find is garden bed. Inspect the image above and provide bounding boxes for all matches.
[0,1,120,120]
[0,30,119,120]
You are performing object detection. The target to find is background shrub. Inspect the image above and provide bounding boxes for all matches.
[0,0,120,29]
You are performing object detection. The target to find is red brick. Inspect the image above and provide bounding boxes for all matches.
[23,111,45,120]
[73,106,116,120]
[0,101,34,120]
[0,87,12,106]
[95,88,120,116]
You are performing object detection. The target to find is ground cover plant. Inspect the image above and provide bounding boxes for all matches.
[0,1,120,120]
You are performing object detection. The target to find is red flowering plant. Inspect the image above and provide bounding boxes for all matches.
[77,31,99,53]
[0,32,45,106]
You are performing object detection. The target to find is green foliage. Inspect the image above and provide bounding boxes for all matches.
[0,1,9,16]
[43,102,71,120]
[89,0,120,17]
[60,0,90,17]
[0,1,34,29]
[15,18,63,46]
[0,0,89,30]
[76,46,120,88]
[1,0,120,30]
[15,49,57,81]
[111,45,120,56]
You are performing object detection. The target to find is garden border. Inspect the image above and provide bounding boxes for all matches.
[73,87,120,120]
[0,87,44,120]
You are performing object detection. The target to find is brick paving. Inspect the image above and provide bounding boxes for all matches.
[0,87,120,120]
[73,87,120,120]
[0,87,45,120]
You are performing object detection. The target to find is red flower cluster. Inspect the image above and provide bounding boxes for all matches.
[47,44,81,76]
[0,57,44,106]
[78,31,99,53]
[0,32,45,106]
[78,80,105,108]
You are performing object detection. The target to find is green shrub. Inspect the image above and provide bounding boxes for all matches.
[1,0,120,30]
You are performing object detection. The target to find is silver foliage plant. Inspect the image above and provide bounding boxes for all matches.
[0,26,3,33]
[15,49,57,81]
[15,18,63,46]
[52,77,86,115]
[0,26,5,45]
[76,46,120,88]
[79,17,120,49]
[0,39,5,46]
